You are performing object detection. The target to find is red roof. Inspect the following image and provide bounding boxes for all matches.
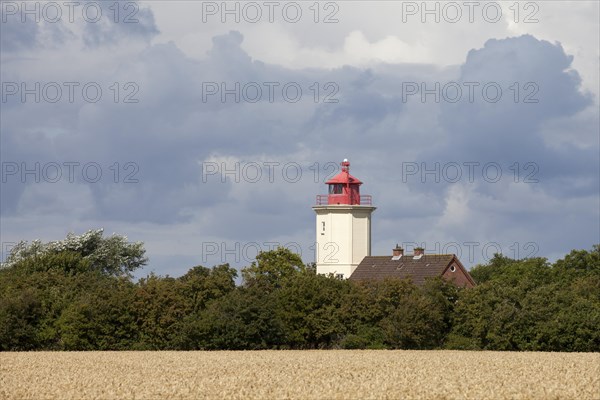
[326,172,363,185]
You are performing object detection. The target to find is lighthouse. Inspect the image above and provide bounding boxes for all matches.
[312,159,376,279]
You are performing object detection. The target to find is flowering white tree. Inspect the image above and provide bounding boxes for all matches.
[4,229,147,277]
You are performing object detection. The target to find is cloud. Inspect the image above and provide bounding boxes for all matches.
[0,1,158,52]
[431,35,596,198]
[83,1,159,48]
[0,17,38,52]
[1,8,598,276]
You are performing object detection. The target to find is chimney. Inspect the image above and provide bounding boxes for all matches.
[392,244,404,257]
[414,247,425,256]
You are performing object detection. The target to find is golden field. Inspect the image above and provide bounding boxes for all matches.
[1,350,599,400]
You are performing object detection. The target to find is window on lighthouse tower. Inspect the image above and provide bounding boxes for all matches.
[329,184,343,194]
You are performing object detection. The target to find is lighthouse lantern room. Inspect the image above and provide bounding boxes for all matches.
[313,159,376,279]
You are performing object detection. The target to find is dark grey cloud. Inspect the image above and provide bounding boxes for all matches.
[1,28,598,271]
[438,35,592,159]
[431,35,597,198]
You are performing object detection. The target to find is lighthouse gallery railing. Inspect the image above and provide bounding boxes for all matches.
[315,195,372,206]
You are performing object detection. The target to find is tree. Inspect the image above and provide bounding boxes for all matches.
[174,264,239,349]
[379,281,450,349]
[193,287,284,350]
[179,264,238,312]
[447,248,600,352]
[0,252,93,350]
[2,239,598,352]
[337,280,386,349]
[553,245,600,281]
[469,253,516,284]
[241,247,304,289]
[4,229,147,277]
[57,276,138,350]
[0,287,43,350]
[274,269,350,349]
[132,273,189,350]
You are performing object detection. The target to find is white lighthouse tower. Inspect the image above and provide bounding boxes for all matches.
[312,159,376,279]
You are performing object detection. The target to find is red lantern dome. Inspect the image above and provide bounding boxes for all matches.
[316,159,372,205]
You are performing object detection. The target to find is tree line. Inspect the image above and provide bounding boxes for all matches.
[1,230,598,351]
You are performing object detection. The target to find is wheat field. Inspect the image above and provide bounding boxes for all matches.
[1,350,598,399]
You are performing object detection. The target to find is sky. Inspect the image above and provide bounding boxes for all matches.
[1,0,599,278]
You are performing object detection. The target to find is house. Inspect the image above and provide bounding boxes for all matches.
[349,245,476,287]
